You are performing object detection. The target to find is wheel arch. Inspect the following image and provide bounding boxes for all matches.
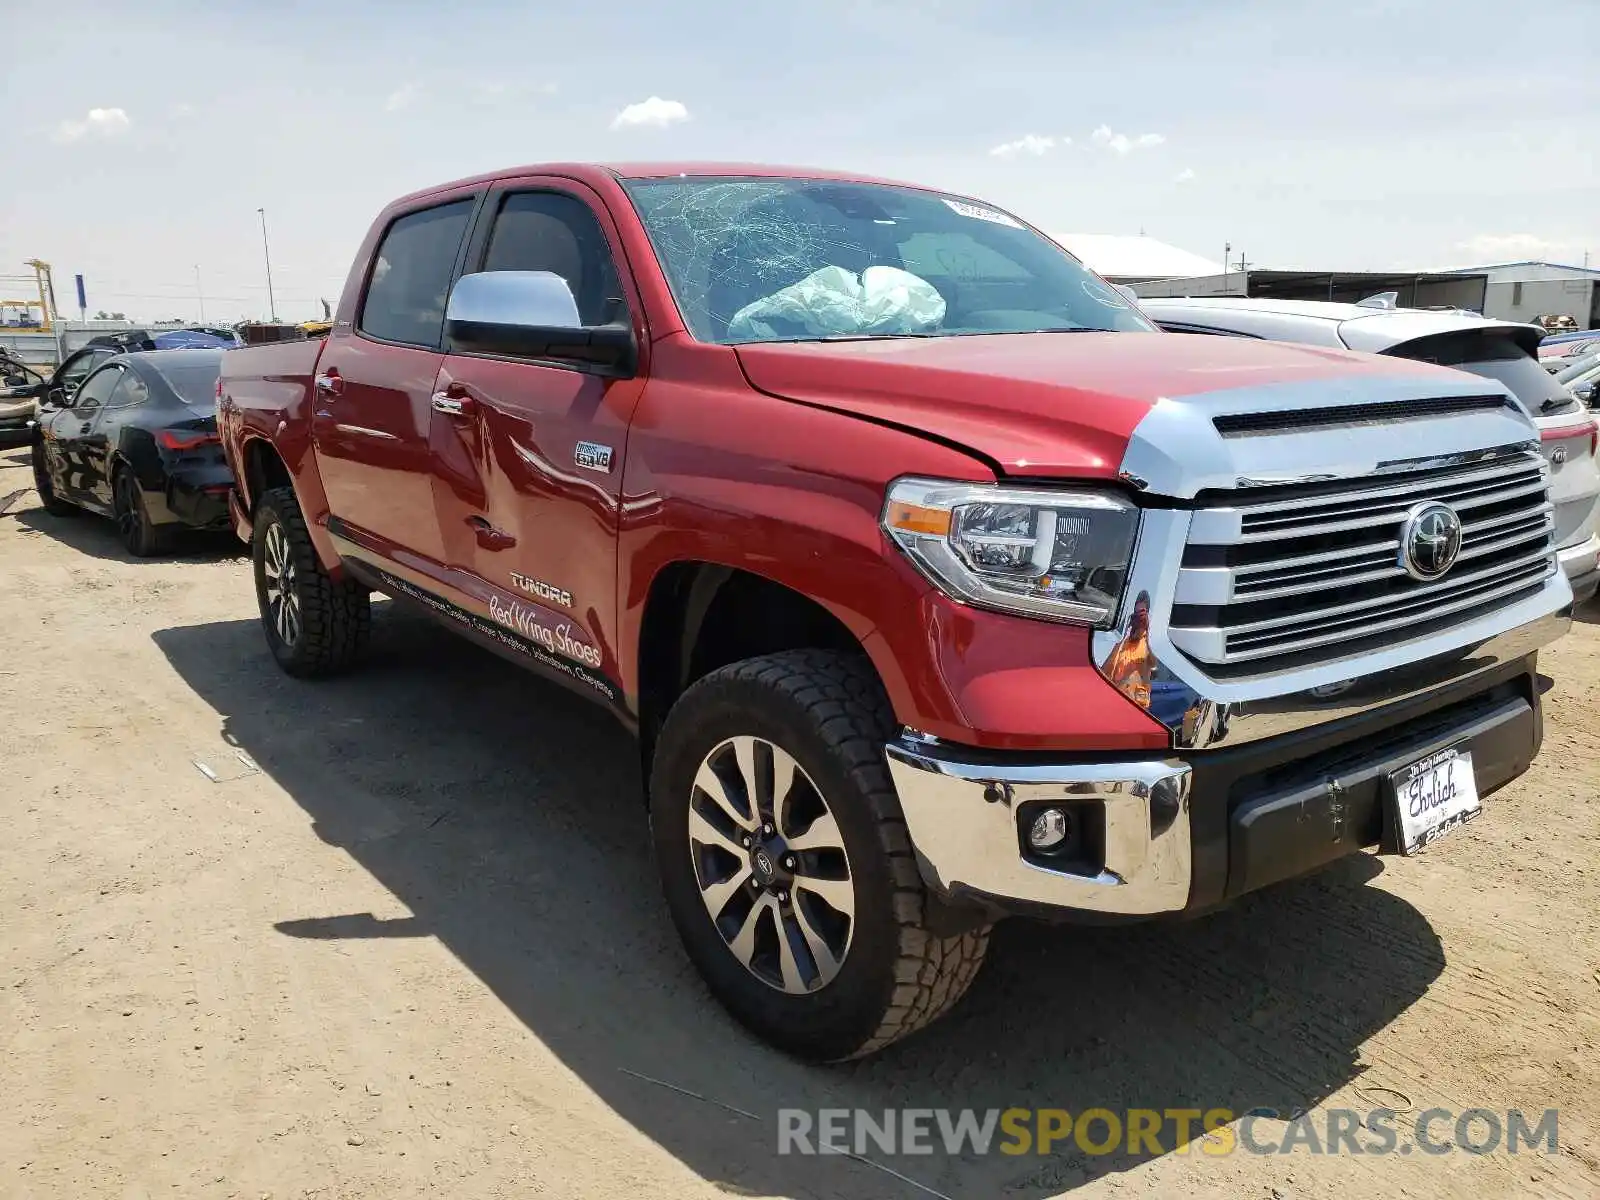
[239,435,294,515]
[636,561,890,767]
[237,434,342,573]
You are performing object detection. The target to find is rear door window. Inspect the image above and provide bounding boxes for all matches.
[1388,332,1578,416]
[106,370,151,408]
[359,200,475,348]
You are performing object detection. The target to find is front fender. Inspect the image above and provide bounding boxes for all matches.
[617,342,1168,753]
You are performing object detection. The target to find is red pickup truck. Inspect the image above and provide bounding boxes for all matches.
[219,163,1572,1060]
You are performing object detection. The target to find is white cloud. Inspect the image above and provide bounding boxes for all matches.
[385,83,422,112]
[610,96,689,130]
[1174,167,1196,183]
[1091,124,1165,155]
[53,107,130,143]
[170,103,195,120]
[989,134,1061,158]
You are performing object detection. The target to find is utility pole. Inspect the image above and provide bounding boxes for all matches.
[195,264,206,322]
[257,208,278,322]
[1223,242,1231,295]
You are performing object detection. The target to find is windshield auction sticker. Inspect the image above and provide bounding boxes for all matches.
[941,197,1024,228]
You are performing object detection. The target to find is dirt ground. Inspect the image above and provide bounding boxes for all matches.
[1,439,1597,1200]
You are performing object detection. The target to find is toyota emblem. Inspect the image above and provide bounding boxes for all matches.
[1399,502,1463,581]
[752,848,776,880]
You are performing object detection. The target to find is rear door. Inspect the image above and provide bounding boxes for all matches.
[429,178,649,702]
[83,365,164,511]
[312,193,479,581]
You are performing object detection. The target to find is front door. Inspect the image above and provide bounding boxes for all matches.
[431,181,648,703]
[44,362,124,511]
[311,195,477,582]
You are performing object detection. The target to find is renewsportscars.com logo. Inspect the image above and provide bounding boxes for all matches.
[777,1106,1560,1158]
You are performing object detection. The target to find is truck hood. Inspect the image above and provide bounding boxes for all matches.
[733,332,1464,479]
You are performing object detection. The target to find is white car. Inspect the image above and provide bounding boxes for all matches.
[1140,297,1600,604]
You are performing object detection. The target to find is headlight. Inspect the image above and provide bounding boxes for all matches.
[882,478,1139,626]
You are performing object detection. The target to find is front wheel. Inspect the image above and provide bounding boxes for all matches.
[650,649,990,1061]
[252,486,370,677]
[31,440,78,517]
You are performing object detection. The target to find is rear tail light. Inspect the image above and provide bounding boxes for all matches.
[157,429,221,451]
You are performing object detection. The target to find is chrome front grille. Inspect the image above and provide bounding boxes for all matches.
[1168,447,1556,673]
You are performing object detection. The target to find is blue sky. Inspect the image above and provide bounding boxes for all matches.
[2,0,1595,323]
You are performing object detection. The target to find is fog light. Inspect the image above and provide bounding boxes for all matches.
[1028,807,1071,851]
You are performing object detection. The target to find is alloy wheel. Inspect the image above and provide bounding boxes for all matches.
[115,473,142,546]
[688,735,855,994]
[261,520,302,647]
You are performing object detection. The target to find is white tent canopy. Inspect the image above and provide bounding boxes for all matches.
[1051,233,1224,283]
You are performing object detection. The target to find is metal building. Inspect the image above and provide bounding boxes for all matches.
[1452,261,1600,328]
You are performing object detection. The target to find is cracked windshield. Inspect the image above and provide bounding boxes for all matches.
[624,177,1155,343]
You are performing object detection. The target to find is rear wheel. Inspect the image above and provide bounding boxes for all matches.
[650,649,990,1061]
[113,465,169,557]
[252,486,370,677]
[30,441,77,517]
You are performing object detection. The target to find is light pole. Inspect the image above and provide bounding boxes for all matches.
[194,264,206,322]
[257,208,278,322]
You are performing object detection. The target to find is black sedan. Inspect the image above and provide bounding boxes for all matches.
[31,350,234,556]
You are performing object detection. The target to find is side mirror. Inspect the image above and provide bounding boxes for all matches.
[41,387,67,409]
[445,270,637,374]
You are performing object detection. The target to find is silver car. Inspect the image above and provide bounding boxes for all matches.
[1140,297,1600,603]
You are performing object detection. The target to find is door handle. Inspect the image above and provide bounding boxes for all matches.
[432,389,475,416]
[314,370,343,397]
[466,516,515,550]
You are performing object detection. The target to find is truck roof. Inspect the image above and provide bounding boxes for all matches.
[393,162,930,207]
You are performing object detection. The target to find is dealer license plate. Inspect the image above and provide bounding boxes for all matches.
[1389,746,1481,855]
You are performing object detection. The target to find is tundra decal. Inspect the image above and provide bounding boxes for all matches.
[366,567,616,702]
[509,572,572,608]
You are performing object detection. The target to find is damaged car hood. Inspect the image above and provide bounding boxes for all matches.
[733,331,1467,479]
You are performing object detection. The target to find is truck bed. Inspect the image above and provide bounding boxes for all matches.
[219,337,325,398]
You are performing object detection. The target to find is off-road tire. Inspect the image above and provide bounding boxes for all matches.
[30,440,78,517]
[252,486,370,677]
[651,649,991,1061]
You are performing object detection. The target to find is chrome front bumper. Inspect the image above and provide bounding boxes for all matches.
[886,612,1566,919]
[884,740,1193,916]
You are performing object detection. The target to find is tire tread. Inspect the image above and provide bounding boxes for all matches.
[256,486,370,676]
[669,649,990,1059]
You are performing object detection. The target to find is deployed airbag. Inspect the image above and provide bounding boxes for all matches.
[727,265,945,341]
